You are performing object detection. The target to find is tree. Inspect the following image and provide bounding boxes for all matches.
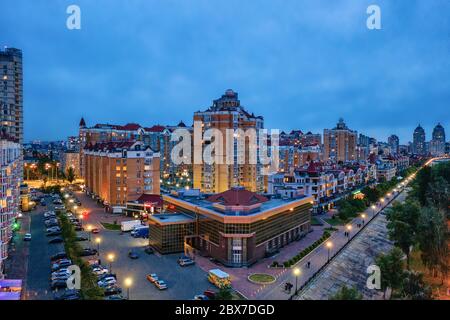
[417,207,448,281]
[329,286,363,300]
[375,247,406,299]
[386,201,421,269]
[215,287,233,300]
[426,176,450,214]
[67,167,75,183]
[400,271,432,300]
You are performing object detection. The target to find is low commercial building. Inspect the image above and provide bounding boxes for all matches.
[125,194,163,218]
[149,187,313,267]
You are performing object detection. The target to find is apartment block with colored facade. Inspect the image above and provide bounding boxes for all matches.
[193,89,264,194]
[83,141,160,208]
[0,136,21,278]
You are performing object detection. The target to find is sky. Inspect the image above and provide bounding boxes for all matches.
[2,0,449,144]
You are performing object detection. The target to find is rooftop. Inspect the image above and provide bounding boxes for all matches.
[149,213,194,225]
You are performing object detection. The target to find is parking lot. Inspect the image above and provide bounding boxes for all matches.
[25,197,64,300]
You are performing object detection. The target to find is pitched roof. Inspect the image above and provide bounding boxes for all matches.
[144,125,166,133]
[136,194,163,206]
[206,187,268,206]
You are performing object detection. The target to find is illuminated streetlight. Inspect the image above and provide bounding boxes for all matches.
[86,225,92,241]
[124,277,133,300]
[107,253,115,273]
[326,241,333,262]
[95,237,102,255]
[293,268,301,295]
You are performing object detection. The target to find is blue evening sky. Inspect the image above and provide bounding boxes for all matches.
[2,0,449,144]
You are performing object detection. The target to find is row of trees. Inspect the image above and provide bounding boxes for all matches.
[378,161,449,299]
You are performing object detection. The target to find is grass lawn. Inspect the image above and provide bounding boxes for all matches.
[100,222,121,231]
[323,217,348,226]
[311,216,323,226]
[248,273,276,284]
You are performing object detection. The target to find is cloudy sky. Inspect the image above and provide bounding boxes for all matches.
[2,0,449,144]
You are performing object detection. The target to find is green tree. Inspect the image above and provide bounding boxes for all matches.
[400,271,432,300]
[375,247,406,299]
[417,207,448,282]
[215,287,233,300]
[386,201,421,269]
[67,167,75,183]
[426,176,450,214]
[329,286,363,300]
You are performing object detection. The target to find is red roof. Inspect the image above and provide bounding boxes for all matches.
[121,123,141,131]
[136,194,163,207]
[206,187,268,206]
[84,141,135,152]
[145,125,166,133]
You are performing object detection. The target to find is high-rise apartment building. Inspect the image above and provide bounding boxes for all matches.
[193,90,264,193]
[413,124,426,155]
[0,48,23,145]
[323,118,357,162]
[84,141,160,208]
[0,135,21,278]
[430,123,446,156]
[388,134,400,155]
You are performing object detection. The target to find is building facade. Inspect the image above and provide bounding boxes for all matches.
[83,141,160,208]
[413,124,426,155]
[323,119,357,162]
[0,48,23,145]
[193,90,264,193]
[0,136,21,278]
[61,151,81,178]
[430,123,446,156]
[388,134,400,155]
[149,187,313,267]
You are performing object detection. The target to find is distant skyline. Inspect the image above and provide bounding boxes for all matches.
[2,0,449,144]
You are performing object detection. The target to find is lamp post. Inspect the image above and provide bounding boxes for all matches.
[361,213,366,225]
[346,225,352,240]
[293,268,301,295]
[124,277,132,300]
[87,225,92,241]
[95,237,101,255]
[107,253,115,273]
[326,241,332,262]
[371,205,376,217]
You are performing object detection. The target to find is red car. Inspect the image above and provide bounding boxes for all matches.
[203,290,217,300]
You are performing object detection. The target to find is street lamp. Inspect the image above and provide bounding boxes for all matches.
[124,277,133,300]
[293,268,301,295]
[326,241,333,262]
[86,225,92,241]
[361,213,366,225]
[78,214,83,226]
[371,205,376,216]
[107,253,115,273]
[346,224,352,239]
[95,237,102,255]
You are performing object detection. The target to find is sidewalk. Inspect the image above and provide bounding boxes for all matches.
[258,189,401,300]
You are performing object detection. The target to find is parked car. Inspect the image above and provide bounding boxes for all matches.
[74,225,84,232]
[98,277,117,287]
[104,294,125,300]
[46,226,61,233]
[51,279,67,290]
[178,258,195,267]
[103,286,122,296]
[146,274,158,283]
[47,230,62,237]
[203,290,217,300]
[44,211,56,218]
[54,205,65,211]
[91,228,100,234]
[154,280,168,290]
[49,237,64,244]
[40,200,46,206]
[194,294,209,300]
[80,248,98,257]
[98,273,116,281]
[128,250,139,259]
[75,236,88,242]
[50,252,67,262]
[23,233,32,241]
[51,259,72,271]
[93,267,109,276]
[54,289,81,300]
[53,199,63,205]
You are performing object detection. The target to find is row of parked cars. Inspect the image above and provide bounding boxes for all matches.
[146,273,168,290]
[49,252,81,300]
[89,262,125,300]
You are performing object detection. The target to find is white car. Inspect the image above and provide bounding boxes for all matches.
[93,268,109,276]
[98,278,116,287]
[24,233,32,241]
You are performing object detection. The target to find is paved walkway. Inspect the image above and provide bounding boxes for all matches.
[297,189,407,300]
[257,189,402,300]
